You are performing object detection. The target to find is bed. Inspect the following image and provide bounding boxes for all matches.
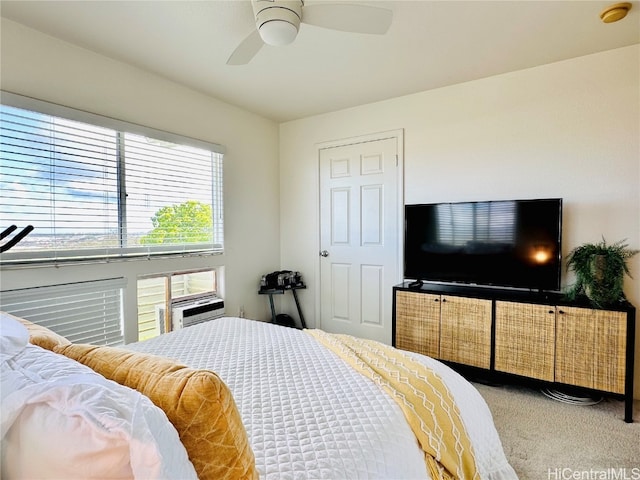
[1,313,517,480]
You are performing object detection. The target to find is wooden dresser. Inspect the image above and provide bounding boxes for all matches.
[393,282,636,422]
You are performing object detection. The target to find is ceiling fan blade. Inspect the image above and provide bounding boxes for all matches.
[227,30,264,65]
[302,3,392,35]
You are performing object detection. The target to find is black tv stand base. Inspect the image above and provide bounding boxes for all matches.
[407,280,423,289]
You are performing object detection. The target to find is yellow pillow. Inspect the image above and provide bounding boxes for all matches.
[10,314,71,351]
[53,343,257,480]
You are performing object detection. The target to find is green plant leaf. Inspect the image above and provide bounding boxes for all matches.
[564,238,638,308]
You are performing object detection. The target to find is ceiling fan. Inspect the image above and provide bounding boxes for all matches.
[227,0,393,65]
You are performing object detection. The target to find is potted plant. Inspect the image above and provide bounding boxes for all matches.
[565,238,638,308]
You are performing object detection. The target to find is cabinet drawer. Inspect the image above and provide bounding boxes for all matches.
[555,306,627,394]
[494,301,555,381]
[439,296,492,369]
[395,290,440,358]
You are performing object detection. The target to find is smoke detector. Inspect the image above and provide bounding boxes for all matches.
[600,2,632,23]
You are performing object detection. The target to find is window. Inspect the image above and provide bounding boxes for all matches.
[0,92,224,265]
[136,269,218,341]
[0,278,126,346]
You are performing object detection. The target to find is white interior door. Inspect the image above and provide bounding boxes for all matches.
[319,133,402,344]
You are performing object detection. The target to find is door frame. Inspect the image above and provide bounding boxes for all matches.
[314,129,405,331]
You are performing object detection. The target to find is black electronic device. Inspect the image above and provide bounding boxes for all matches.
[403,198,562,292]
[260,270,304,290]
[275,313,297,328]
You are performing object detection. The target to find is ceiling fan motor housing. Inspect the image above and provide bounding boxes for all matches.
[253,0,303,46]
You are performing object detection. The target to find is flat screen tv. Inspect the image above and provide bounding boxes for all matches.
[404,198,562,292]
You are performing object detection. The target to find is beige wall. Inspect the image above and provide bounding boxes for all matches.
[279,45,640,397]
[2,17,639,398]
[0,19,281,340]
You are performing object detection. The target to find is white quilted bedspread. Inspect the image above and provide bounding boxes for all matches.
[126,317,517,480]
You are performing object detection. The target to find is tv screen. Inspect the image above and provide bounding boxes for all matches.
[404,198,562,291]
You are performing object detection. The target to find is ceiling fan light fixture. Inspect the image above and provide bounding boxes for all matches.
[253,0,302,46]
[259,19,298,46]
[230,0,392,65]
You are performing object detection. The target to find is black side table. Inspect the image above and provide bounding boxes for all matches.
[259,284,307,329]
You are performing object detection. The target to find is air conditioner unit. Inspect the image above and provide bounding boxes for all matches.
[155,295,224,333]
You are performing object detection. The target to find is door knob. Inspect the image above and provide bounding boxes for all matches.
[320,250,329,257]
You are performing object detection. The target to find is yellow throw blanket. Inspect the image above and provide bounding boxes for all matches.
[306,329,479,480]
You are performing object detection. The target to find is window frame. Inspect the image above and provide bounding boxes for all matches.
[0,91,225,267]
[136,267,219,341]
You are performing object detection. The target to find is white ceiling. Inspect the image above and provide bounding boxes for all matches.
[1,0,638,122]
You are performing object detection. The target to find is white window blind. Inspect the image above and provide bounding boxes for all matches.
[0,278,126,346]
[0,91,224,265]
[123,133,223,253]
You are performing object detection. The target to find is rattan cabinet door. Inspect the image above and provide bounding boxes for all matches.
[439,296,492,369]
[494,301,555,381]
[395,290,440,358]
[555,306,627,394]
[592,310,627,393]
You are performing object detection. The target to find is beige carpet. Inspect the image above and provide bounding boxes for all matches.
[474,383,640,479]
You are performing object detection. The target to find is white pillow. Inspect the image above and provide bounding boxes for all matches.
[1,342,198,480]
[0,312,29,362]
